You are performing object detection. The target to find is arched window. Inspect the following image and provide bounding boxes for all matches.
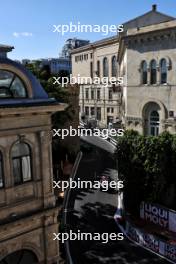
[150,60,157,84]
[0,70,27,98]
[12,142,32,185]
[150,110,159,136]
[141,61,147,84]
[0,151,4,188]
[103,57,109,77]
[0,250,38,264]
[160,59,167,84]
[111,56,117,77]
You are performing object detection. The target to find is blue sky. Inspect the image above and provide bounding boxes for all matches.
[0,0,175,60]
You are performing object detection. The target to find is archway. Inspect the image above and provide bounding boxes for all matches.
[142,102,162,136]
[0,250,38,264]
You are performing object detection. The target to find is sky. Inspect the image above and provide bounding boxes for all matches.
[0,0,176,60]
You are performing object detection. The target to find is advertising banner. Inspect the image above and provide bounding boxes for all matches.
[126,222,159,253]
[125,221,176,263]
[140,202,176,232]
[164,243,176,262]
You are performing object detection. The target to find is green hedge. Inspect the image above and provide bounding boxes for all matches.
[115,130,176,214]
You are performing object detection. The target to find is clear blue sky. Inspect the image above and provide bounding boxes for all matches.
[0,0,175,60]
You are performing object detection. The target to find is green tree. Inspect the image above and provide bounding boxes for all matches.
[115,130,176,215]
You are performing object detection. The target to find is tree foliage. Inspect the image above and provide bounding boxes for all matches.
[25,61,79,160]
[115,130,176,214]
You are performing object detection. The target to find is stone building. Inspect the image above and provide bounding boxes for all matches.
[0,46,66,263]
[72,5,176,135]
[71,36,121,127]
[119,4,176,135]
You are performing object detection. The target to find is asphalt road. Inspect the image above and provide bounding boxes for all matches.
[66,139,169,264]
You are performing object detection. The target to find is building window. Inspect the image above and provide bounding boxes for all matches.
[0,70,27,98]
[150,60,157,84]
[107,116,114,125]
[91,89,94,100]
[160,58,167,84]
[111,108,114,113]
[169,111,174,118]
[112,56,117,77]
[85,107,89,116]
[141,61,148,84]
[149,111,159,136]
[90,62,93,78]
[97,60,100,77]
[97,107,101,121]
[97,89,100,100]
[90,107,95,116]
[108,89,113,100]
[12,142,32,185]
[107,107,110,113]
[0,152,4,188]
[90,53,93,59]
[85,89,89,100]
[0,249,38,264]
[103,57,109,77]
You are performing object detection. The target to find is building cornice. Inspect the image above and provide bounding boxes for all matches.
[0,103,67,117]
[118,23,176,62]
[71,36,119,55]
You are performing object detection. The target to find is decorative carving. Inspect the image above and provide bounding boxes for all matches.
[18,134,26,142]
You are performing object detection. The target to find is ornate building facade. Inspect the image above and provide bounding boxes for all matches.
[0,47,66,263]
[72,5,176,135]
[119,5,176,135]
[71,36,121,127]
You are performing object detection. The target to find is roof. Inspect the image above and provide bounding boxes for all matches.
[0,58,58,107]
[71,35,119,54]
[71,5,175,55]
[123,5,175,31]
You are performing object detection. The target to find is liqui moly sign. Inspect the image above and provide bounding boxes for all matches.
[165,244,176,262]
[125,221,176,263]
[140,202,176,232]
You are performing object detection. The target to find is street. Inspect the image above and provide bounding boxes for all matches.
[66,137,169,264]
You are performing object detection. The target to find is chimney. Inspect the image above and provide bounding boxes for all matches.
[152,4,157,11]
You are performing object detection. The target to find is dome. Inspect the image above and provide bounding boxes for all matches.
[0,58,57,107]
